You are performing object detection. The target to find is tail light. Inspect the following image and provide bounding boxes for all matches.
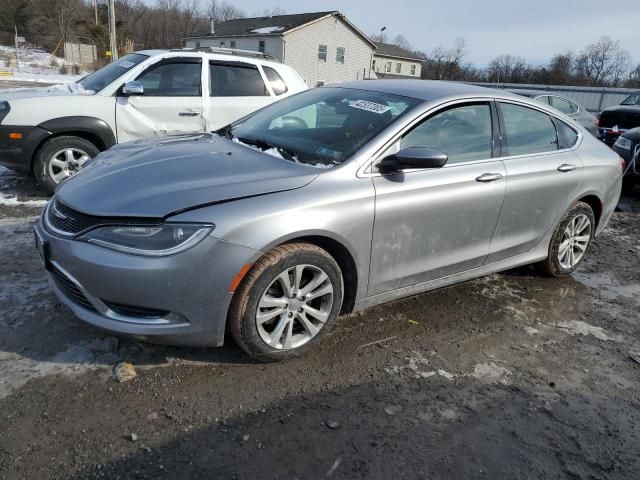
[620,157,626,171]
[594,114,600,127]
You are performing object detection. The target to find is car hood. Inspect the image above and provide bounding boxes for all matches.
[56,134,319,218]
[0,83,95,101]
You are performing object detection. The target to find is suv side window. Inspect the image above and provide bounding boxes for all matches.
[400,103,493,164]
[262,66,288,96]
[499,103,558,156]
[136,60,201,96]
[210,62,268,97]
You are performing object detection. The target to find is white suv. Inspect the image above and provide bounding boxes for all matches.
[0,48,307,192]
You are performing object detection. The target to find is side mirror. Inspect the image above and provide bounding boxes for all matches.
[121,81,144,96]
[377,147,448,172]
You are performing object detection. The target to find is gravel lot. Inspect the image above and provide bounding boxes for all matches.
[1,161,639,479]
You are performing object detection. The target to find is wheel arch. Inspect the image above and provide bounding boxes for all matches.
[576,193,603,228]
[30,116,116,172]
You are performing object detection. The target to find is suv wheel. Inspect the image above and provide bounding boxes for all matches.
[34,136,100,193]
[228,243,343,362]
[542,201,595,277]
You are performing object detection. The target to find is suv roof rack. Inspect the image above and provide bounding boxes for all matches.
[171,47,278,62]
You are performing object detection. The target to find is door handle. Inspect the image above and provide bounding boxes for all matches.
[476,173,503,183]
[557,164,577,172]
[179,111,200,117]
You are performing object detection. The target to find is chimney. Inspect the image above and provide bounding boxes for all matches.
[209,17,215,35]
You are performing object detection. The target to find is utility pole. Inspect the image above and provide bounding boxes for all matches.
[108,0,118,61]
[14,25,20,72]
[94,0,98,25]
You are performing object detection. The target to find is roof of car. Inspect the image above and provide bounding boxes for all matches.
[334,80,518,102]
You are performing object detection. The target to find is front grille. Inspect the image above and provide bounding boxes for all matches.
[103,301,170,319]
[599,112,640,130]
[51,266,96,312]
[47,199,105,235]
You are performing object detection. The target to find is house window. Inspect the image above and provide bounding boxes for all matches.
[220,41,225,47]
[336,47,345,64]
[258,40,265,53]
[195,41,200,48]
[410,64,416,76]
[230,41,236,49]
[396,63,401,73]
[385,62,391,73]
[318,45,327,62]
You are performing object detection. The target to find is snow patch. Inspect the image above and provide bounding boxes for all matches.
[556,320,613,341]
[470,362,512,384]
[0,194,49,207]
[251,26,285,34]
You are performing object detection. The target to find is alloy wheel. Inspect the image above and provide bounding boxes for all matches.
[48,148,91,183]
[256,264,334,350]
[558,213,592,269]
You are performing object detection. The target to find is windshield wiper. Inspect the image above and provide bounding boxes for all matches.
[236,136,299,162]
[216,125,234,140]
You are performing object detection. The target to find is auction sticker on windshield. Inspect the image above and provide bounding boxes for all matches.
[348,100,392,114]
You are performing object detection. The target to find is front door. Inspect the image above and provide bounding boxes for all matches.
[205,61,274,131]
[116,57,205,143]
[369,102,506,296]
[487,101,584,262]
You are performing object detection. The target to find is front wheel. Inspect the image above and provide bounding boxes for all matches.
[542,201,595,277]
[228,243,343,362]
[33,136,100,193]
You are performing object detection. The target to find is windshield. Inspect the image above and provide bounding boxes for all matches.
[226,87,422,168]
[621,94,640,106]
[77,53,148,93]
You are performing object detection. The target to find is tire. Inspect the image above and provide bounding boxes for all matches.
[33,136,100,193]
[228,242,344,362]
[542,201,595,277]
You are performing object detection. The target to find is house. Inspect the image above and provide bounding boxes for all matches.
[184,11,377,87]
[372,42,423,78]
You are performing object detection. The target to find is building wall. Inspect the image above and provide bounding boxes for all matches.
[283,16,375,86]
[373,55,422,78]
[185,36,284,61]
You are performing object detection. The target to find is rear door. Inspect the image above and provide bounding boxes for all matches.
[368,101,507,296]
[487,101,583,263]
[205,61,274,131]
[115,57,205,142]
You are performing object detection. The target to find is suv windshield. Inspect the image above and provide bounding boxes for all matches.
[77,53,148,93]
[227,87,422,168]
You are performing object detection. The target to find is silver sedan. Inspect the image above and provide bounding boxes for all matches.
[35,81,622,361]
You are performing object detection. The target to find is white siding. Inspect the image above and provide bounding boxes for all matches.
[283,16,374,86]
[185,37,283,61]
[373,55,422,78]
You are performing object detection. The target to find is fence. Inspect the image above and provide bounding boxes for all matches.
[470,82,639,113]
[64,42,97,68]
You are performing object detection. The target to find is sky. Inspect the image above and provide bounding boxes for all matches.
[227,0,640,67]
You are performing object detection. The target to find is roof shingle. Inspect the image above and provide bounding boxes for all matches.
[374,42,422,61]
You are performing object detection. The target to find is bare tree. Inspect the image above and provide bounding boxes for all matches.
[625,64,640,89]
[487,54,531,83]
[421,37,467,80]
[369,32,388,44]
[546,51,575,85]
[392,34,412,51]
[575,36,630,86]
[205,0,245,23]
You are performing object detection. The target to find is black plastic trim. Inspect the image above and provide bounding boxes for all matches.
[38,116,116,150]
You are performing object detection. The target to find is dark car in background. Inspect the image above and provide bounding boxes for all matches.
[510,90,598,136]
[612,127,640,193]
[596,92,640,146]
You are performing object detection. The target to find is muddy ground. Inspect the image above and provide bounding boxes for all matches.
[1,164,639,480]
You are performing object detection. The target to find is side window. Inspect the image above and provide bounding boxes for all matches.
[336,47,345,64]
[401,103,493,164]
[535,95,550,105]
[500,103,558,156]
[210,62,268,97]
[555,120,579,149]
[551,96,576,115]
[136,61,201,97]
[318,45,327,62]
[263,66,288,96]
[258,41,265,53]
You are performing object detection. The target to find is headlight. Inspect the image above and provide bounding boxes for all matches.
[0,101,10,124]
[614,136,632,151]
[80,224,213,256]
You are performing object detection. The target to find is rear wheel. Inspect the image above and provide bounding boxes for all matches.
[34,136,99,193]
[542,201,595,277]
[228,242,343,362]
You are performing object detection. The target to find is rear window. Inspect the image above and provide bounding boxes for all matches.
[263,66,288,96]
[210,62,268,97]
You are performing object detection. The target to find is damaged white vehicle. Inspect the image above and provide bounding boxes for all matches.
[0,48,307,192]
